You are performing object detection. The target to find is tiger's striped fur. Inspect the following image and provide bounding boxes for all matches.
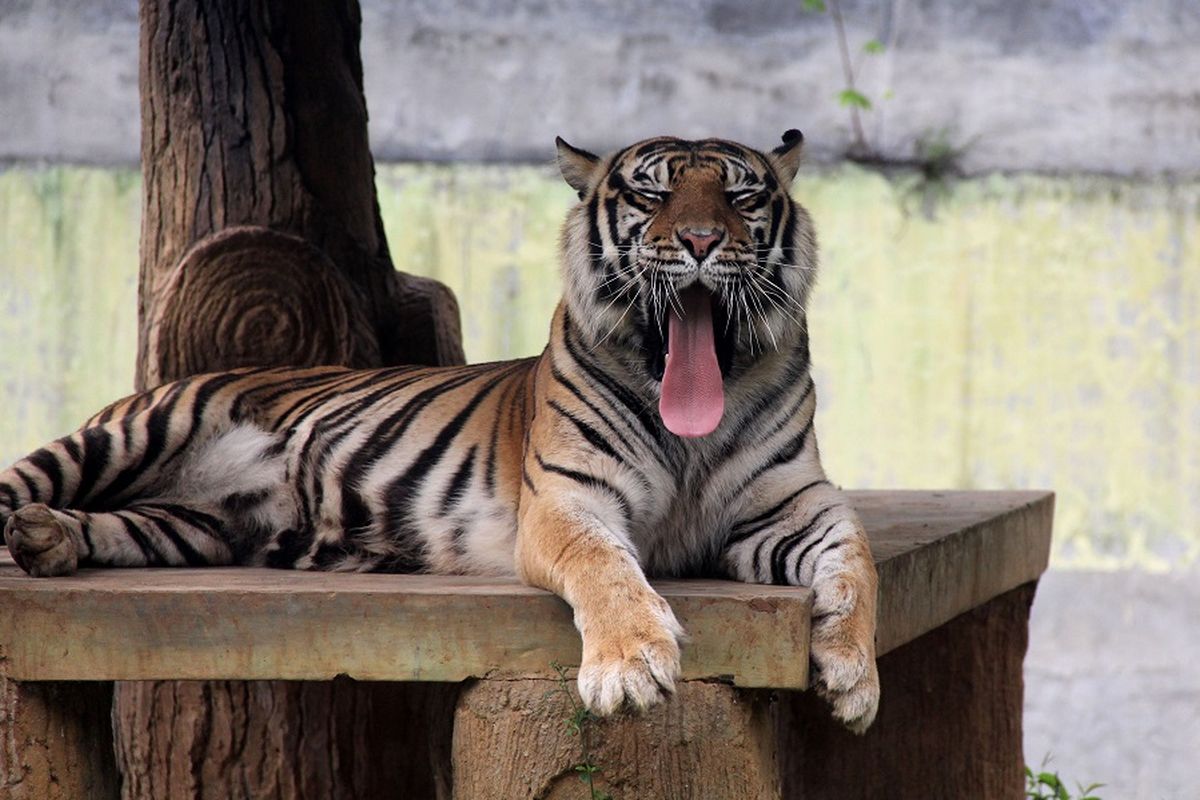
[1,133,879,731]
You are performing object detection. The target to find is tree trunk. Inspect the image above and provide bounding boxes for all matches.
[114,1,464,797]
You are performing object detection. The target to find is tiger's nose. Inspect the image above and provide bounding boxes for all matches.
[677,227,724,261]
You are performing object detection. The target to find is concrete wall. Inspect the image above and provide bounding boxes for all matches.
[1025,570,1200,799]
[2,0,1199,175]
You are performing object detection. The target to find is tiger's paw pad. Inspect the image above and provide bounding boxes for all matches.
[577,635,681,716]
[812,638,879,734]
[4,504,78,577]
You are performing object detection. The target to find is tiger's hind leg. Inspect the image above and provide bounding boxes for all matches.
[1,401,297,576]
[5,502,236,576]
[4,505,79,576]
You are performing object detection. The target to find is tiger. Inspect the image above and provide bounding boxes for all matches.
[0,131,879,732]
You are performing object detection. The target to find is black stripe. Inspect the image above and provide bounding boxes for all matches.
[586,193,605,273]
[535,453,632,522]
[160,372,248,468]
[767,196,785,256]
[789,521,843,582]
[72,426,113,508]
[138,508,207,566]
[484,379,512,496]
[439,445,478,516]
[548,400,621,462]
[380,370,514,565]
[731,417,815,503]
[61,437,83,464]
[114,512,163,565]
[13,468,39,502]
[269,370,383,429]
[26,450,64,507]
[550,366,638,457]
[137,502,224,532]
[561,311,663,449]
[763,507,838,584]
[522,465,538,495]
[95,403,117,424]
[713,352,810,465]
[725,478,829,546]
[338,370,494,542]
[0,483,18,512]
[76,515,94,558]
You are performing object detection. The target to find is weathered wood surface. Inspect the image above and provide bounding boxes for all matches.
[0,491,1051,688]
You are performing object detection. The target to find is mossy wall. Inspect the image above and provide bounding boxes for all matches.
[1,164,1196,569]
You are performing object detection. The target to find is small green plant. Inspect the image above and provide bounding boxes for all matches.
[803,0,888,159]
[1025,758,1104,800]
[551,661,613,800]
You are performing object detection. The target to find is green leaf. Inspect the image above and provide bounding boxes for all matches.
[863,39,885,54]
[803,0,827,11]
[838,89,872,110]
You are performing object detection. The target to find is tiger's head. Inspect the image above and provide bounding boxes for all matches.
[555,132,816,438]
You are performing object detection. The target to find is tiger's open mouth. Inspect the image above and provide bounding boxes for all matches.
[645,285,736,438]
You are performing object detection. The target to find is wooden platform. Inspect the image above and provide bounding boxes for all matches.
[0,489,1055,800]
[0,490,1052,687]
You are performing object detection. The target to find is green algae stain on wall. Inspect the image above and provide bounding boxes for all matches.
[798,170,1200,568]
[0,166,140,465]
[376,165,574,364]
[1,163,1197,569]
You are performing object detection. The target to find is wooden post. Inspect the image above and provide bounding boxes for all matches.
[0,679,119,800]
[453,679,782,800]
[450,584,1038,799]
[116,0,464,796]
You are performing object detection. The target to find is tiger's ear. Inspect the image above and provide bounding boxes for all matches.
[556,137,601,198]
[769,129,804,185]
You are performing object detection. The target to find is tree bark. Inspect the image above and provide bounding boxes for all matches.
[116,0,464,797]
[0,679,119,800]
[134,0,462,387]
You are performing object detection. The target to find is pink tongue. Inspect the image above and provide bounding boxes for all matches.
[660,286,725,438]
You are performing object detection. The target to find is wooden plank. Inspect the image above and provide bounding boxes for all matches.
[854,490,1053,655]
[0,490,1052,688]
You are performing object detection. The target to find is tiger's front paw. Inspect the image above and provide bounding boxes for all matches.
[812,625,879,733]
[576,600,684,716]
[4,504,79,577]
[811,574,880,733]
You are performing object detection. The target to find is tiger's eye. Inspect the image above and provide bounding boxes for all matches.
[625,189,668,207]
[729,189,768,210]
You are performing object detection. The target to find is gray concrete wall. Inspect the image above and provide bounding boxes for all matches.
[2,0,1199,175]
[1025,570,1200,800]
